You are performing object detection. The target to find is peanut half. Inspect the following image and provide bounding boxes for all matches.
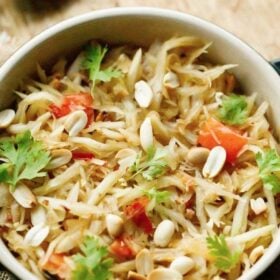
[202,146,226,178]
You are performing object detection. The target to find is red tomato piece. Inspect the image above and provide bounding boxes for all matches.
[64,94,93,109]
[42,253,70,279]
[49,103,71,118]
[83,107,94,126]
[110,236,135,261]
[125,197,149,218]
[71,151,94,160]
[198,117,247,164]
[124,197,153,234]
[49,93,94,124]
[132,211,153,234]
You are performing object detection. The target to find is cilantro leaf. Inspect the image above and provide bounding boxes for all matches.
[218,94,248,125]
[129,151,142,173]
[261,174,280,193]
[129,146,168,181]
[72,236,113,280]
[142,187,171,204]
[207,235,240,272]
[256,149,280,194]
[95,68,122,82]
[82,45,122,90]
[0,131,50,191]
[82,45,107,84]
[142,146,168,180]
[0,163,11,183]
[146,146,157,161]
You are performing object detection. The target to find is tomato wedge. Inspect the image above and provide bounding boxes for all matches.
[198,117,247,163]
[110,236,135,261]
[49,93,94,125]
[72,150,94,160]
[124,197,153,234]
[42,253,70,279]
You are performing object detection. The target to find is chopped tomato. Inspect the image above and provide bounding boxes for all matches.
[132,211,153,234]
[83,107,94,125]
[42,253,70,279]
[198,117,247,163]
[124,197,153,234]
[185,195,195,209]
[49,103,70,118]
[125,197,149,218]
[110,236,135,261]
[72,150,94,160]
[49,93,94,125]
[64,93,93,108]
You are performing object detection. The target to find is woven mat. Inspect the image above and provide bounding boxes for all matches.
[0,265,17,280]
[0,0,280,279]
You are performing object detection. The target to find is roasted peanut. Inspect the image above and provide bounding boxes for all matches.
[170,256,194,275]
[202,146,226,178]
[187,147,210,165]
[135,80,153,108]
[106,214,124,237]
[154,220,175,247]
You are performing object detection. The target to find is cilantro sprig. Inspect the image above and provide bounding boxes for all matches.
[142,187,171,204]
[130,146,168,181]
[82,45,122,91]
[218,94,248,125]
[207,235,240,272]
[0,131,50,192]
[72,236,113,280]
[256,149,280,194]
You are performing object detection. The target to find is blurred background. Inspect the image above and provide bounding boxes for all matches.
[0,0,280,65]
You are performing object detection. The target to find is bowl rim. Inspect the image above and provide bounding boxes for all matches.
[1,7,279,81]
[0,7,280,280]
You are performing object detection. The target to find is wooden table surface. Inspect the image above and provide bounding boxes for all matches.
[0,0,280,279]
[0,0,280,65]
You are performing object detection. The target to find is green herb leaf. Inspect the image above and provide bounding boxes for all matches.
[142,187,171,204]
[146,146,157,161]
[82,45,122,89]
[82,45,107,84]
[130,146,168,181]
[218,94,248,125]
[129,152,142,173]
[72,236,113,280]
[142,146,168,181]
[95,68,123,82]
[256,149,280,194]
[207,235,240,272]
[0,131,50,191]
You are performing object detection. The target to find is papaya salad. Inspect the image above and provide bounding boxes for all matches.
[0,36,279,280]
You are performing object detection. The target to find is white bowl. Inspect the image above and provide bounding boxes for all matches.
[0,7,279,280]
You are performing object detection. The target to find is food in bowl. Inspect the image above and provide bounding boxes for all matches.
[0,36,278,280]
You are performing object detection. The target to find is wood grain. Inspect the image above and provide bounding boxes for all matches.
[0,0,279,65]
[0,1,280,279]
